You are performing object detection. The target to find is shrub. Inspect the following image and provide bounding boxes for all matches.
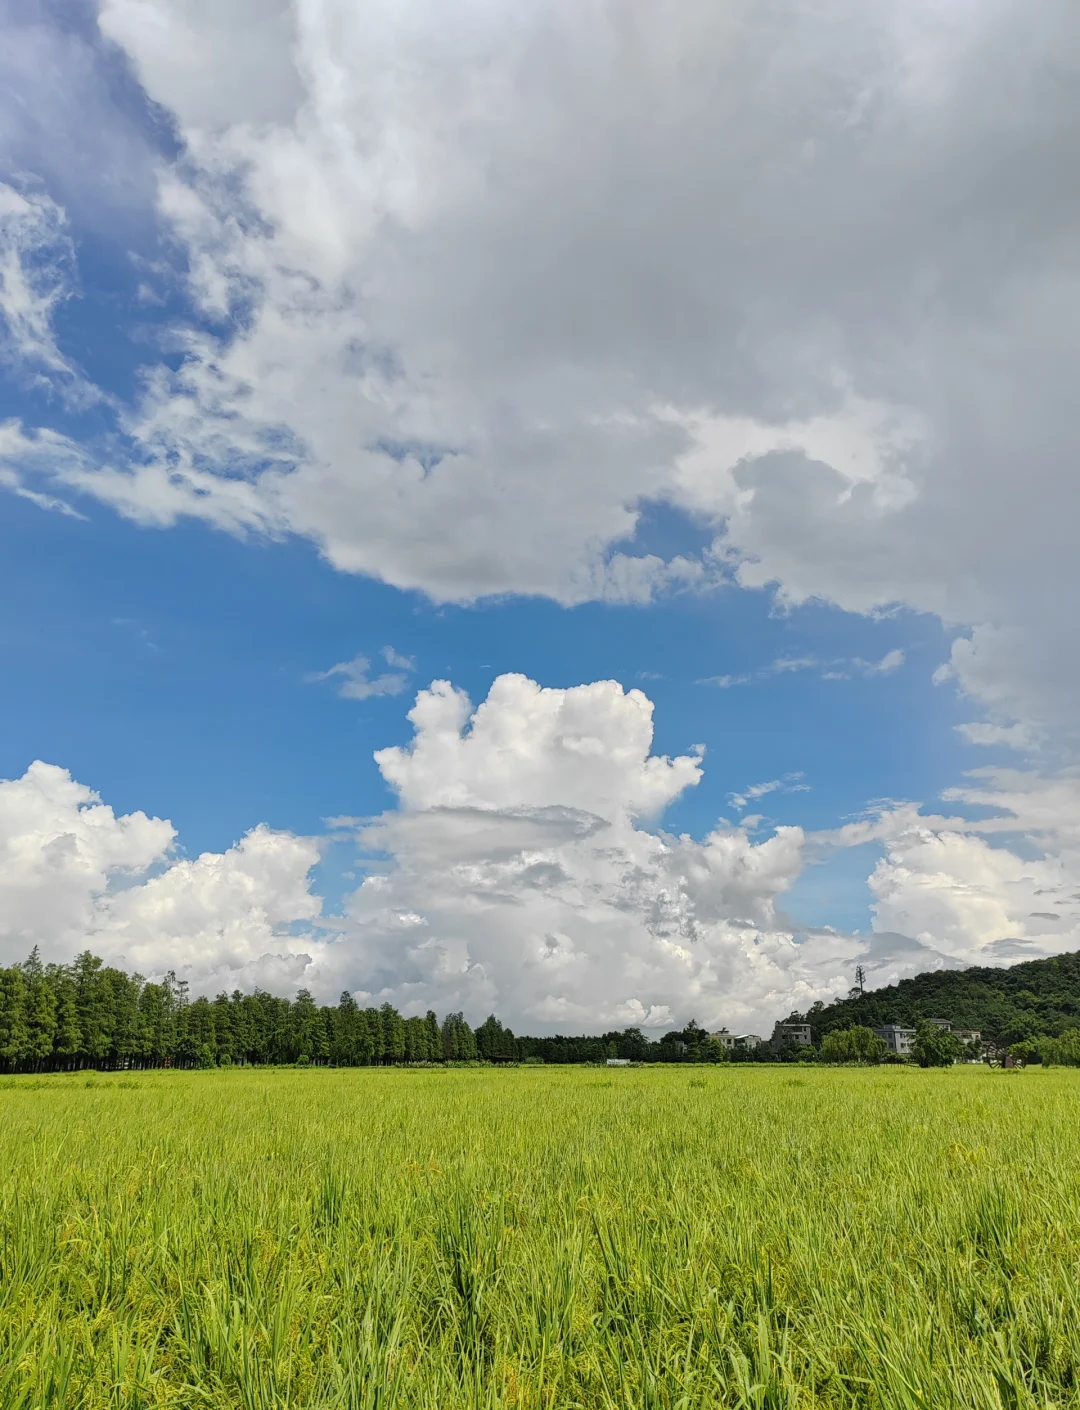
[911,1022,964,1068]
[821,1026,888,1064]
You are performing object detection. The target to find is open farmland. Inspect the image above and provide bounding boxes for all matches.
[2,1065,1079,1409]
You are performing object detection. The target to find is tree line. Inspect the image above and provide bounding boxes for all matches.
[0,950,487,1071]
[0,951,756,1072]
[4,946,1080,1074]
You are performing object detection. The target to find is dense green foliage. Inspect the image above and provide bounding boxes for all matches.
[1036,1028,1080,1066]
[796,948,1080,1057]
[6,945,1080,1073]
[0,953,745,1072]
[3,1064,1080,1408]
[0,948,458,1071]
[820,1025,887,1064]
[911,1021,966,1068]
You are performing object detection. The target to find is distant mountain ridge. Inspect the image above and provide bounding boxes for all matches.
[794,949,1080,1049]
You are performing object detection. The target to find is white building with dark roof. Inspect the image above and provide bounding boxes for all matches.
[873,1024,916,1055]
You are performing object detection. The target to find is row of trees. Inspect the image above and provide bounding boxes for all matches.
[5,948,1080,1074]
[0,951,496,1072]
[0,953,767,1072]
[0,953,786,1072]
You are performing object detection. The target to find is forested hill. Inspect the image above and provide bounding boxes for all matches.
[795,949,1080,1047]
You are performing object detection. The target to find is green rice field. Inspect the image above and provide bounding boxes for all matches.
[2,1064,1079,1408]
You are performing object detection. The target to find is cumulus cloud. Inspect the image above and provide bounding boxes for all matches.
[0,760,324,985]
[868,821,1080,965]
[0,681,821,1031]
[373,675,703,818]
[102,824,323,984]
[0,760,175,954]
[344,675,814,1029]
[7,680,1080,1028]
[323,678,1080,1026]
[0,0,1067,738]
[815,764,1080,967]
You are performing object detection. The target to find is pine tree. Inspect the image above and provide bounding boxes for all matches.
[52,969,82,1068]
[137,981,176,1066]
[332,992,359,1065]
[381,1003,406,1064]
[0,967,30,1071]
[441,1012,478,1061]
[291,989,319,1062]
[315,1008,332,1065]
[362,1008,383,1065]
[404,1014,430,1062]
[426,1010,441,1061]
[74,951,113,1065]
[107,969,143,1068]
[212,993,235,1063]
[476,1014,516,1061]
[24,971,58,1069]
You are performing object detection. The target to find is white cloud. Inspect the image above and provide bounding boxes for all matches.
[701,649,905,689]
[7,681,1080,1029]
[861,649,905,676]
[0,681,823,1031]
[381,645,415,671]
[0,0,1072,737]
[0,184,79,386]
[728,774,810,812]
[102,824,323,984]
[814,765,1080,966]
[0,417,90,518]
[0,760,175,954]
[373,675,703,819]
[697,674,752,690]
[309,648,413,701]
[956,721,1038,751]
[345,675,814,1028]
[0,760,323,985]
[347,677,1080,1026]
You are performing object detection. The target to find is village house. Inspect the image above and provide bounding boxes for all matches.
[872,1024,916,1055]
[928,1018,982,1043]
[711,1029,765,1051]
[771,1021,812,1050]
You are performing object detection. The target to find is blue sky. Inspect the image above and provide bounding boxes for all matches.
[1,0,1077,1030]
[0,482,963,914]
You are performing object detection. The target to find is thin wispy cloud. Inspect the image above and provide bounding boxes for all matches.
[309,646,415,701]
[697,673,752,689]
[699,650,905,689]
[381,646,415,672]
[728,773,810,811]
